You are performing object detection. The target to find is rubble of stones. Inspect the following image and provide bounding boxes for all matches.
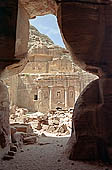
[10,105,72,146]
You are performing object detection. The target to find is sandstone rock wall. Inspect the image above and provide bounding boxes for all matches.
[57,2,112,161]
[1,0,111,162]
[15,3,29,59]
[0,81,10,159]
[0,1,18,73]
[19,0,57,18]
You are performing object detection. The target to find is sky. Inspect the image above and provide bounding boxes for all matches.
[29,14,65,48]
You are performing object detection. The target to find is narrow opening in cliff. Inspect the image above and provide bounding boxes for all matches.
[8,14,97,143]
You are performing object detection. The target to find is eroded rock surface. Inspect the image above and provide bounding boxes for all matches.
[0,1,18,73]
[0,81,10,159]
[56,1,112,162]
[67,78,112,161]
[58,2,112,77]
[19,0,57,18]
[1,0,112,162]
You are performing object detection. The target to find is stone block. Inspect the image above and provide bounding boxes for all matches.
[23,136,37,145]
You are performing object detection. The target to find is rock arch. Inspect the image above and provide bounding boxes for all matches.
[1,0,112,161]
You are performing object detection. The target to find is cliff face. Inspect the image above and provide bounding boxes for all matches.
[22,24,98,76]
[28,25,54,52]
[22,25,77,74]
[28,25,73,61]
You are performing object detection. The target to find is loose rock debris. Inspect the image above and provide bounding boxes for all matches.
[10,105,73,139]
[2,105,73,161]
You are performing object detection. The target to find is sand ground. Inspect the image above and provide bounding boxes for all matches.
[0,136,111,170]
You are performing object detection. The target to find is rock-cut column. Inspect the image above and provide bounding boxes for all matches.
[57,1,112,161]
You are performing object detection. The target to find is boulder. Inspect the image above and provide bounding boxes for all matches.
[10,123,33,133]
[23,136,37,145]
[67,79,112,161]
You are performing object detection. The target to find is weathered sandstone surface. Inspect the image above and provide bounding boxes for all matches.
[19,0,57,18]
[58,2,112,161]
[1,0,112,162]
[0,81,10,159]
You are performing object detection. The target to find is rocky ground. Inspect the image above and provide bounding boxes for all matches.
[0,136,111,170]
[10,105,72,139]
[0,106,111,170]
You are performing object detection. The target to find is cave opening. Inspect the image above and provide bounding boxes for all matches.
[7,14,97,143]
[0,1,107,169]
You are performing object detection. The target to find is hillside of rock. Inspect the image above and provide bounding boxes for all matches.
[28,25,54,51]
[28,25,74,61]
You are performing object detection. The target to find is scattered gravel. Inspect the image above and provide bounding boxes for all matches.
[0,136,111,170]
